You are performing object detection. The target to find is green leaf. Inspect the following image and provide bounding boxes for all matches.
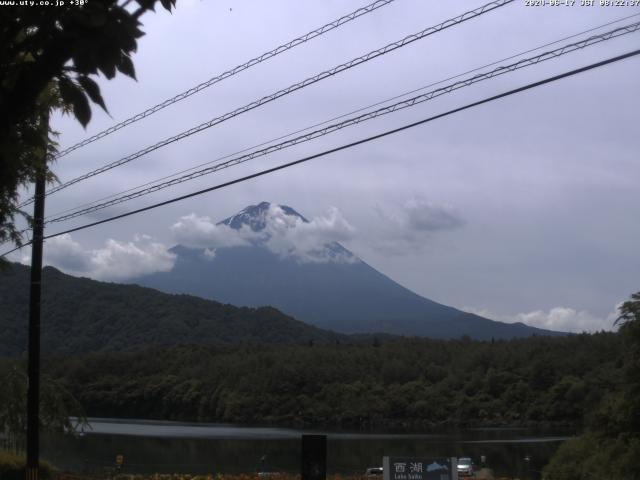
[57,76,76,106]
[71,50,96,74]
[98,60,116,79]
[117,54,136,80]
[77,75,108,113]
[119,31,138,53]
[136,0,157,11]
[160,0,175,11]
[69,8,96,29]
[58,76,91,128]
[72,92,91,128]
[20,125,45,148]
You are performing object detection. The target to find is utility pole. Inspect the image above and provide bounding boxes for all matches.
[301,434,326,480]
[26,115,48,480]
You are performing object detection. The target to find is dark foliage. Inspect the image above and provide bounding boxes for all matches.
[0,0,176,248]
[0,263,346,356]
[42,331,621,430]
[0,361,88,453]
[543,291,640,480]
[0,450,55,480]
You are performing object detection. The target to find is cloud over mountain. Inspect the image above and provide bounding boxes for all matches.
[32,234,176,281]
[170,214,254,249]
[171,203,356,264]
[19,203,356,280]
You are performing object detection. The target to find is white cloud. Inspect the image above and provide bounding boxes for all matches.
[261,205,356,263]
[170,205,357,264]
[44,234,91,272]
[513,307,619,333]
[170,213,255,249]
[42,234,176,281]
[462,305,621,333]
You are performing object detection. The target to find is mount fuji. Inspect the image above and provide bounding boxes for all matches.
[132,202,561,339]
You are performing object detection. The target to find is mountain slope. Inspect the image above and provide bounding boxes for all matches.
[0,263,346,356]
[135,202,562,340]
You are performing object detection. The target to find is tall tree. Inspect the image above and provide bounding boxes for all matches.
[543,291,640,480]
[0,362,88,453]
[0,0,177,249]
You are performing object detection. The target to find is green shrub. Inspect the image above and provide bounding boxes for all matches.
[0,450,56,480]
[542,432,640,480]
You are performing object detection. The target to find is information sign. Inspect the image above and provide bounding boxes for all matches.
[383,457,458,480]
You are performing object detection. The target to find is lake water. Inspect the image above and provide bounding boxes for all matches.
[42,418,571,479]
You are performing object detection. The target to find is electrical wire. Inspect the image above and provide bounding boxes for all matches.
[3,46,635,258]
[19,0,514,207]
[44,20,640,224]
[44,11,640,221]
[52,0,397,160]
[4,12,638,251]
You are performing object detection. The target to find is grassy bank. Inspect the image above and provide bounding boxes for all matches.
[52,472,519,480]
[0,450,57,480]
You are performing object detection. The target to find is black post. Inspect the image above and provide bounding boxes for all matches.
[301,434,326,480]
[26,165,46,480]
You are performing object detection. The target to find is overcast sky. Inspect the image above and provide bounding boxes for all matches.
[9,0,640,333]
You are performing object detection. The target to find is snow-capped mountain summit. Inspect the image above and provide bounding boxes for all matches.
[133,203,562,339]
[211,201,357,264]
[220,201,308,232]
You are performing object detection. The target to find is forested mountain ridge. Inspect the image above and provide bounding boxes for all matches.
[0,262,346,356]
[36,332,621,429]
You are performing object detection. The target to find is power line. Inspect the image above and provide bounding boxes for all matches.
[52,0,397,160]
[2,46,634,258]
[44,21,640,224]
[5,14,638,251]
[45,11,640,221]
[19,5,635,250]
[2,244,27,257]
[20,0,513,207]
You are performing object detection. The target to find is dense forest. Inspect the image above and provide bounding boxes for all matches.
[542,293,640,479]
[0,263,558,356]
[1,285,637,479]
[24,332,621,430]
[0,263,345,356]
[2,259,636,478]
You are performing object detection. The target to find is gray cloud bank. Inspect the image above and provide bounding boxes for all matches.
[371,198,465,255]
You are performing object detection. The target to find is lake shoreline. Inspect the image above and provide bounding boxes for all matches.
[75,415,579,437]
[45,420,568,479]
[75,417,574,442]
